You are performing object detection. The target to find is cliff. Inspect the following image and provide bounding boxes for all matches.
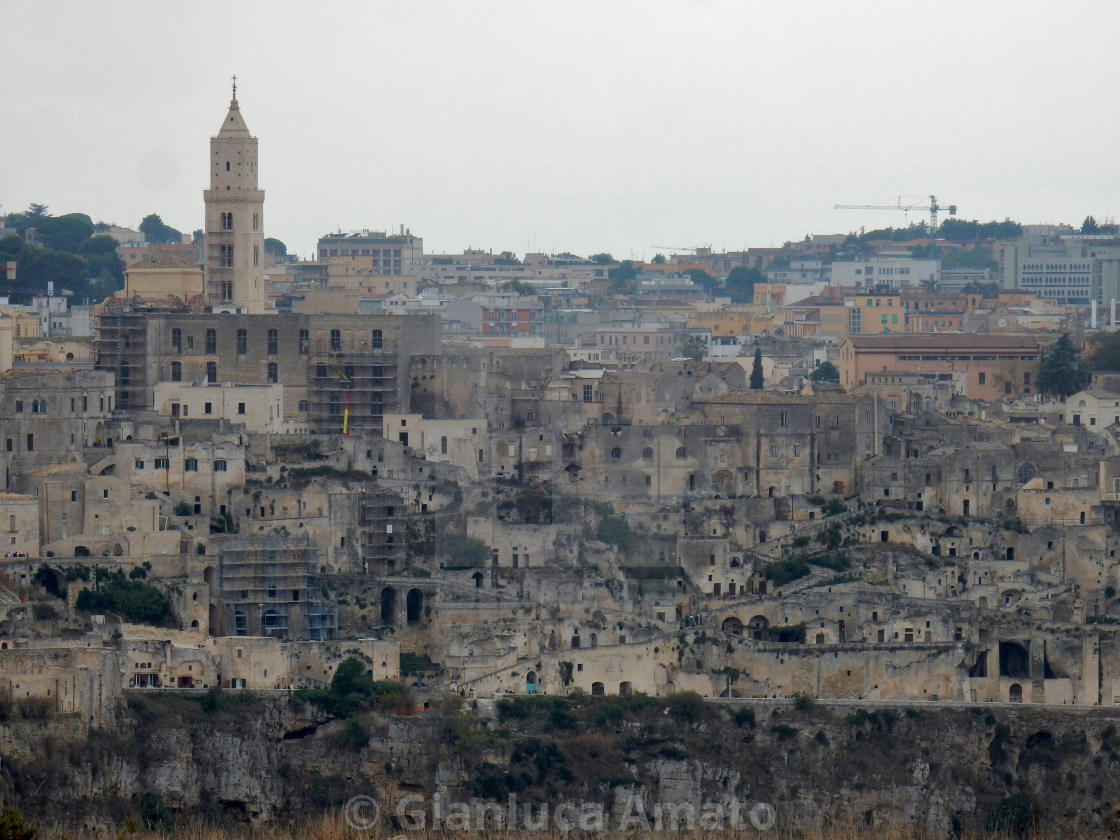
[3,691,1120,835]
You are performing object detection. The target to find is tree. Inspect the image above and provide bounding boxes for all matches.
[725,266,764,304]
[686,269,718,293]
[1086,331,1120,371]
[35,213,93,253]
[138,213,183,244]
[608,260,638,295]
[589,253,614,266]
[810,361,839,383]
[749,348,764,390]
[681,335,707,361]
[651,253,666,264]
[1082,215,1099,234]
[1036,333,1088,398]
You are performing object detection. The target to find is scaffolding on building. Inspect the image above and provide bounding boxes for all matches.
[306,333,397,436]
[359,488,408,575]
[93,296,204,411]
[217,534,337,640]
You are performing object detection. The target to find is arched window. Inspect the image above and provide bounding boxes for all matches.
[642,447,654,459]
[610,447,622,460]
[220,212,233,231]
[371,329,383,349]
[675,446,686,459]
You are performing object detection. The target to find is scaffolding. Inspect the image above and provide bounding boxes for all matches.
[93,296,203,411]
[306,334,397,436]
[359,488,408,575]
[217,535,337,640]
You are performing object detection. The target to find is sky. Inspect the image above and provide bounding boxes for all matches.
[5,0,1120,261]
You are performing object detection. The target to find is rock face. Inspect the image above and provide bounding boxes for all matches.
[6,694,1120,835]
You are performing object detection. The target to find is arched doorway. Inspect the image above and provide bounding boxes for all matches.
[749,615,770,640]
[472,572,484,589]
[722,616,743,635]
[406,589,423,624]
[380,587,397,625]
[1009,683,1023,703]
[591,682,605,696]
[204,566,217,598]
[526,671,538,695]
[619,681,633,695]
[34,567,66,599]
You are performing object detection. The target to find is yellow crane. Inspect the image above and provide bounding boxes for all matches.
[834,195,957,235]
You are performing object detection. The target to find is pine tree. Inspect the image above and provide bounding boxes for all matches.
[1036,333,1087,398]
[750,348,764,390]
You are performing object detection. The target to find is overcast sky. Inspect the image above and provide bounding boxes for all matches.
[4,0,1118,261]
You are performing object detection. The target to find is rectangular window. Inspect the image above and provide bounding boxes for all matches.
[238,403,246,415]
[236,329,247,355]
[204,402,213,415]
[299,329,309,354]
[185,458,199,472]
[214,460,228,472]
[25,434,33,452]
[154,457,169,469]
[205,329,217,354]
[171,328,182,352]
[441,436,448,455]
[978,372,986,385]
[583,384,593,403]
[134,459,144,469]
[219,244,234,268]
[267,329,278,355]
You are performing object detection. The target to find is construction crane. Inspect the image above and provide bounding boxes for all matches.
[833,195,957,235]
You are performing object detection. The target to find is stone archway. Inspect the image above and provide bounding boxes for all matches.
[406,588,423,624]
[380,587,397,625]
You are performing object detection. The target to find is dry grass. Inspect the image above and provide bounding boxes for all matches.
[31,812,1120,840]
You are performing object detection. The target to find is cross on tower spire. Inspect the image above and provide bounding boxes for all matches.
[231,74,238,100]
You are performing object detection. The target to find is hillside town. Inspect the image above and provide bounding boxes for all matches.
[7,88,1120,726]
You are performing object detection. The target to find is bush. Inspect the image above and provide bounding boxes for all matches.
[664,691,705,723]
[733,706,756,728]
[75,569,172,625]
[596,515,635,551]
[336,714,370,751]
[297,657,414,717]
[0,809,36,840]
[446,536,490,570]
[792,692,816,711]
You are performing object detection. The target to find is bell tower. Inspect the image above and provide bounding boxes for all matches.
[203,76,267,313]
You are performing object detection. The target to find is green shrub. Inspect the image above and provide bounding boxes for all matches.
[733,706,756,728]
[664,691,705,723]
[75,569,172,625]
[0,809,36,840]
[792,692,815,711]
